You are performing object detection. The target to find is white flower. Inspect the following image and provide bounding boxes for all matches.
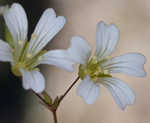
[65,21,146,110]
[0,3,74,93]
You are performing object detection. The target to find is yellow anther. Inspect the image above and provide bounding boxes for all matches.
[104,70,109,74]
[33,68,40,71]
[26,53,32,58]
[105,55,111,60]
[31,33,36,39]
[18,40,23,45]
[78,56,112,83]
[91,56,98,64]
[38,56,42,61]
[78,65,86,80]
[11,64,21,77]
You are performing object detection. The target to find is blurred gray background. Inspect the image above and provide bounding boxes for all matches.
[0,0,150,123]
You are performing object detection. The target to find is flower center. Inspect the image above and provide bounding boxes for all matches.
[11,41,46,77]
[78,56,112,83]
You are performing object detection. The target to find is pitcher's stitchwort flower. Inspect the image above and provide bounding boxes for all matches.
[65,21,146,110]
[0,3,74,93]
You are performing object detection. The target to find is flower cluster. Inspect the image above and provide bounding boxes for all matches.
[0,3,146,110]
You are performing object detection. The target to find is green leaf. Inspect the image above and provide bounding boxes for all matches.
[5,25,14,48]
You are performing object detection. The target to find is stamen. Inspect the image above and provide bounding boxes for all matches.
[78,56,112,83]
[104,70,109,74]
[105,56,111,60]
[26,53,32,59]
[31,33,36,39]
[18,40,23,45]
[38,56,42,61]
[24,50,47,70]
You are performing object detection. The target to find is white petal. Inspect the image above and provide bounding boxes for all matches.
[101,77,136,110]
[67,36,91,65]
[27,8,66,56]
[0,40,12,62]
[96,21,119,59]
[38,36,91,71]
[3,3,28,45]
[102,53,146,77]
[20,69,45,93]
[77,76,100,104]
[39,50,74,72]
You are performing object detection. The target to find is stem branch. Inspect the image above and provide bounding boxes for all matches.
[32,90,46,104]
[31,76,80,123]
[59,76,80,103]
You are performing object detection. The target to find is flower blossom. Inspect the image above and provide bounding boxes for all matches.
[65,21,146,110]
[0,3,74,93]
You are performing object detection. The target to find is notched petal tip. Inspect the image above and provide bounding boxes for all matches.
[55,16,66,33]
[96,21,119,59]
[129,53,147,77]
[44,8,56,16]
[27,9,66,55]
[138,53,147,64]
[44,8,66,25]
[97,20,119,33]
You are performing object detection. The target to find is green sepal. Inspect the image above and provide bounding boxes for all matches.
[97,73,112,78]
[42,91,52,105]
[5,25,14,48]
[78,64,85,80]
[52,96,60,109]
[18,41,29,62]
